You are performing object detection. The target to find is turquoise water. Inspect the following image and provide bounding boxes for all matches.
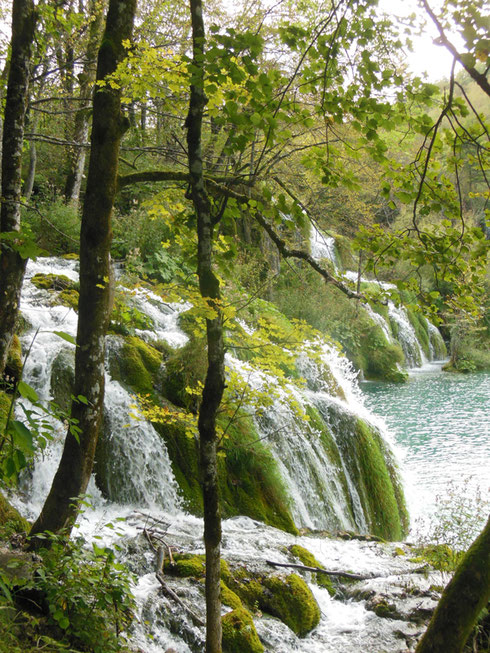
[361,364,490,527]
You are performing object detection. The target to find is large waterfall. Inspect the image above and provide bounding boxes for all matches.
[8,257,433,652]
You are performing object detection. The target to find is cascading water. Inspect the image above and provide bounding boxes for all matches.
[310,225,339,271]
[9,257,435,652]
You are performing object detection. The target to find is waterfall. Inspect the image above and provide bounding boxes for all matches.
[16,258,182,518]
[6,257,434,652]
[310,225,339,271]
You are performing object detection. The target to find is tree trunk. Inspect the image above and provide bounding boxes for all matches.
[64,0,105,205]
[416,516,490,653]
[187,1,225,650]
[29,0,136,542]
[0,0,36,378]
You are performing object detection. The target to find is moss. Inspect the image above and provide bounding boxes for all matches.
[4,335,23,384]
[261,573,320,637]
[406,307,431,359]
[0,391,10,430]
[289,544,335,595]
[0,492,29,538]
[162,338,207,411]
[154,404,297,533]
[30,273,75,291]
[225,568,319,637]
[165,553,206,578]
[360,322,407,383]
[221,580,243,610]
[222,607,264,653]
[62,252,79,260]
[217,411,297,534]
[349,419,408,540]
[153,418,203,514]
[110,336,162,394]
[327,404,408,540]
[57,288,79,310]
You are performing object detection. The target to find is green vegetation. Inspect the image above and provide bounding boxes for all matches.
[0,532,134,653]
[272,269,408,382]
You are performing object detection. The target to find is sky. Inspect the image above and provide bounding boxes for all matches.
[381,0,460,82]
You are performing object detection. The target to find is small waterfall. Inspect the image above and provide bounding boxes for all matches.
[310,225,339,271]
[387,302,426,368]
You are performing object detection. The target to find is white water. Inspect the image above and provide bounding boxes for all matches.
[10,258,439,652]
[310,225,339,270]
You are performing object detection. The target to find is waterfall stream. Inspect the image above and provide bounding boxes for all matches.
[9,257,444,652]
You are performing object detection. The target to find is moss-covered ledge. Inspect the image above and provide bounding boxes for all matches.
[165,554,320,638]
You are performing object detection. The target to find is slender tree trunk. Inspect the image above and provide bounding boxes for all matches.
[64,0,105,205]
[29,0,137,542]
[416,516,490,653]
[0,0,36,378]
[187,1,225,650]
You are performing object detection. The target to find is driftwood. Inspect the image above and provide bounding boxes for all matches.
[266,560,430,580]
[143,528,205,628]
[266,560,369,580]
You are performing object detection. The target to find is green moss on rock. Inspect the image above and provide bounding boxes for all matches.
[225,568,320,637]
[222,607,264,653]
[289,544,335,595]
[58,288,79,310]
[162,339,207,411]
[221,580,243,610]
[0,493,29,538]
[165,553,205,578]
[0,391,10,430]
[31,273,75,291]
[261,573,321,637]
[323,404,408,540]
[154,404,297,533]
[110,336,162,394]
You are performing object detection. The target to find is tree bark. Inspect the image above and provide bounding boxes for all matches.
[416,516,490,653]
[0,0,36,378]
[64,0,106,205]
[187,1,225,650]
[29,0,136,541]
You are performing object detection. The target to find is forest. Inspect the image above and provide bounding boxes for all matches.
[0,0,489,651]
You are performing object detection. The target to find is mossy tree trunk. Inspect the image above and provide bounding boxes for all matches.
[187,0,225,650]
[0,0,36,378]
[416,516,490,653]
[29,0,136,541]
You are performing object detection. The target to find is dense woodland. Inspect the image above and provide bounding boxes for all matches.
[0,0,489,651]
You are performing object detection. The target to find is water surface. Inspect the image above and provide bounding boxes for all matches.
[361,364,490,526]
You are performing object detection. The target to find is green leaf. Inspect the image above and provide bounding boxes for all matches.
[17,381,39,403]
[53,331,76,345]
[10,420,34,453]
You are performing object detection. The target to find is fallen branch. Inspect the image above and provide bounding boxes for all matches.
[266,559,430,579]
[155,570,205,627]
[266,560,369,580]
